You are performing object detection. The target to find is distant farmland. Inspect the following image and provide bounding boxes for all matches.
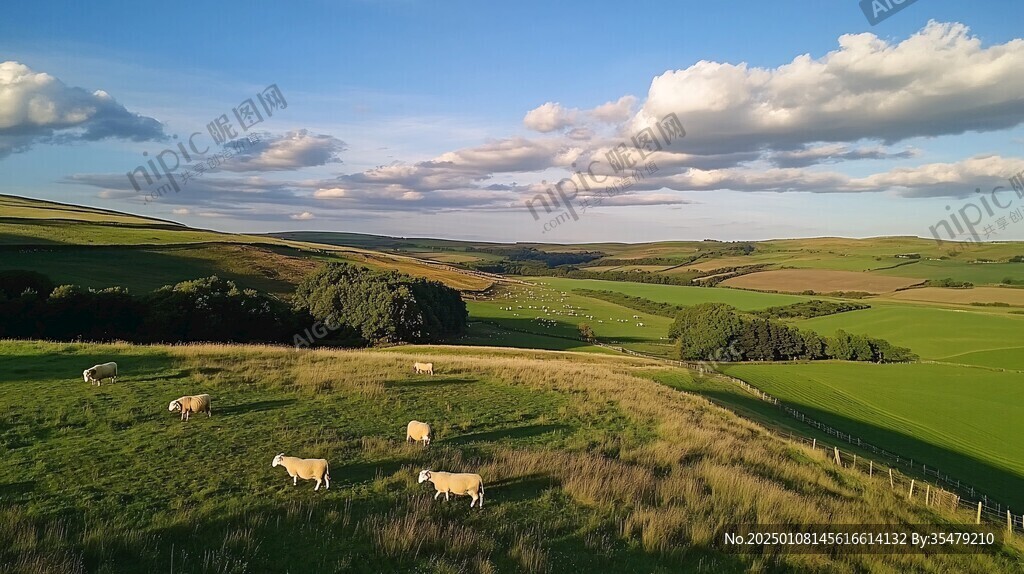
[722,269,923,294]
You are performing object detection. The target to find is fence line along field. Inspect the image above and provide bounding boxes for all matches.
[4,340,1022,573]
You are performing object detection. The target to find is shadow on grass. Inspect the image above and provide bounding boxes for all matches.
[385,377,477,388]
[0,480,35,499]
[217,399,297,416]
[445,423,571,445]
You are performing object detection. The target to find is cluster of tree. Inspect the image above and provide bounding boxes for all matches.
[924,278,974,288]
[1009,255,1024,263]
[573,289,684,318]
[0,265,467,347]
[668,303,916,363]
[753,300,870,320]
[0,275,304,344]
[293,263,467,345]
[463,262,699,285]
[470,247,604,267]
[580,256,700,267]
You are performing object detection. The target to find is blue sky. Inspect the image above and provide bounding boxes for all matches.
[2,0,1024,243]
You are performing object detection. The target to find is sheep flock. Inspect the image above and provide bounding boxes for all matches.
[79,359,485,506]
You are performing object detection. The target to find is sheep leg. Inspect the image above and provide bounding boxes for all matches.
[470,493,477,508]
[314,479,321,491]
[325,475,330,490]
[445,491,450,502]
[434,490,442,500]
[293,475,297,486]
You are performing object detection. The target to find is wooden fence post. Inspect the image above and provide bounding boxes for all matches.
[1007,510,1012,533]
[925,484,930,506]
[812,438,816,450]
[889,468,894,489]
[977,502,983,525]
[853,454,857,469]
[909,479,915,499]
[869,460,873,477]
[834,447,842,466]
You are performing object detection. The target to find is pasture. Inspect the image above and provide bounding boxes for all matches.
[722,361,1024,510]
[794,303,1024,369]
[2,340,1020,573]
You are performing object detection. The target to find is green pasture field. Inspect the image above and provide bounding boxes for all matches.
[794,303,1024,369]
[2,340,1019,573]
[722,361,1024,510]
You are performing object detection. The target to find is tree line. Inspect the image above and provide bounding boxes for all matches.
[669,303,916,363]
[0,264,467,347]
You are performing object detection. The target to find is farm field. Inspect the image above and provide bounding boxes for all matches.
[873,259,1024,285]
[524,277,814,309]
[721,269,923,294]
[884,286,1024,306]
[722,362,1024,509]
[794,304,1024,369]
[6,341,1016,572]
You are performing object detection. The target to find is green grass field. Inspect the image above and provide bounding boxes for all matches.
[795,303,1024,369]
[873,259,1024,285]
[3,340,1019,573]
[722,362,1024,510]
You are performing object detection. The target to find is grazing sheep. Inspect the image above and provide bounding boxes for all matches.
[167,394,212,421]
[413,362,434,375]
[272,453,331,491]
[406,420,432,446]
[83,362,118,386]
[418,469,485,508]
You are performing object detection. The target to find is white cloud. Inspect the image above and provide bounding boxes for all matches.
[290,211,315,220]
[172,208,191,215]
[0,60,165,158]
[523,102,578,133]
[222,129,345,172]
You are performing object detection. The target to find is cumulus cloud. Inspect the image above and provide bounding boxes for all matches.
[221,129,345,171]
[172,208,191,215]
[290,211,315,220]
[0,61,165,158]
[523,102,578,133]
[634,21,1024,154]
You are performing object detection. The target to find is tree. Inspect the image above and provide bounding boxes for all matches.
[578,322,595,342]
[669,303,743,361]
[293,263,467,345]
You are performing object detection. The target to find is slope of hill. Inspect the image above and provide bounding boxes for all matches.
[0,195,493,295]
[2,340,1019,573]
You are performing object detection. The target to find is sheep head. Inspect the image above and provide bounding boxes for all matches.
[83,369,94,382]
[167,400,181,412]
[272,453,285,467]
[417,470,432,483]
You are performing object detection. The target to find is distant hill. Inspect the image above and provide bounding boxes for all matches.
[0,195,494,295]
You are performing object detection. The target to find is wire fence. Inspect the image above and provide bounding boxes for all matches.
[599,344,1022,531]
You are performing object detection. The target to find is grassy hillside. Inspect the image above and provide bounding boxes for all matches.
[722,362,1024,509]
[2,340,1020,573]
[0,195,493,294]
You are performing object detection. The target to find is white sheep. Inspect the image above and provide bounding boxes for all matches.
[83,362,118,386]
[406,420,432,446]
[272,453,331,491]
[167,394,212,421]
[413,362,434,375]
[418,469,485,508]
